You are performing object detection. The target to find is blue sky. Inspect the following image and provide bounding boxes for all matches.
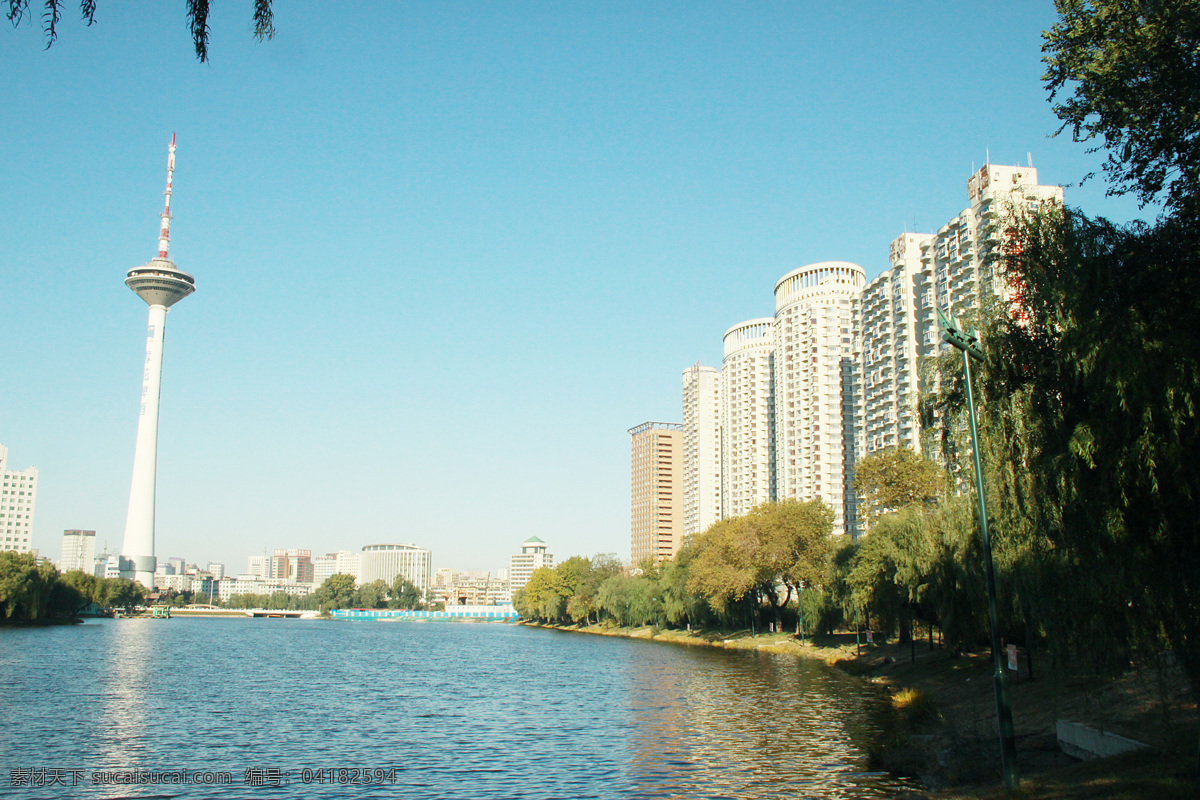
[2,2,1147,575]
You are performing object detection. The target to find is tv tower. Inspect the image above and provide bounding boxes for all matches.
[119,134,196,589]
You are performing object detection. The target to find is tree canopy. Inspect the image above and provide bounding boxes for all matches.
[1043,0,1200,211]
[852,446,944,529]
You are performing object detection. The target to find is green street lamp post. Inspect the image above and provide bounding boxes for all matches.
[938,308,1018,790]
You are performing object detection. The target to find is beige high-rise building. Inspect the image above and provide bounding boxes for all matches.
[628,421,683,565]
[682,365,722,538]
[272,548,315,584]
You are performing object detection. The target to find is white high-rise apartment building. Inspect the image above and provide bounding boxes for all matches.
[857,163,1063,460]
[681,365,722,537]
[860,234,930,455]
[59,530,96,573]
[0,445,38,554]
[930,163,1063,323]
[720,319,776,519]
[677,162,1062,540]
[773,262,865,538]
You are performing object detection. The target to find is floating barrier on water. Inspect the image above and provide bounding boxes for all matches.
[333,605,518,621]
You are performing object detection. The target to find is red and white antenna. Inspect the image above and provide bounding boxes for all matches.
[157,133,176,259]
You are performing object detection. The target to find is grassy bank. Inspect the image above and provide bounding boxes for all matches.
[526,622,1197,799]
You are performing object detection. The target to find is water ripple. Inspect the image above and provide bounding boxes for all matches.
[0,620,914,799]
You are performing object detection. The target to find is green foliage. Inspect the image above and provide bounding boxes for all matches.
[389,576,423,610]
[597,573,660,627]
[1043,0,1200,212]
[313,573,357,611]
[0,556,149,622]
[853,446,944,528]
[354,579,390,610]
[0,553,62,621]
[224,592,271,610]
[687,500,834,626]
[514,553,626,624]
[983,204,1200,688]
[518,566,566,622]
[685,517,758,614]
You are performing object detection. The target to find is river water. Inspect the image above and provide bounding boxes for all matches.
[0,619,915,798]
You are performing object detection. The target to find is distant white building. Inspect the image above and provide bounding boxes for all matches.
[156,573,193,592]
[98,554,121,580]
[509,536,553,599]
[859,234,928,456]
[59,530,96,573]
[215,576,315,602]
[435,570,511,607]
[858,163,1063,461]
[313,550,361,585]
[0,445,38,554]
[359,544,431,596]
[678,161,1064,541]
[682,364,722,537]
[247,554,270,578]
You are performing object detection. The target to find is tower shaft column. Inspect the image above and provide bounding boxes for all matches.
[120,303,168,588]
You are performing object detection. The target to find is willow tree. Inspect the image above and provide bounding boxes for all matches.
[983,206,1200,691]
[7,0,276,62]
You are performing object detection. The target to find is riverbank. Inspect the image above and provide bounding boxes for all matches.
[525,622,1197,799]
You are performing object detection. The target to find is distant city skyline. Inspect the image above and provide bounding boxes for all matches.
[3,3,1151,573]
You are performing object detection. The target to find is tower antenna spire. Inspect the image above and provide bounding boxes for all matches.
[158,133,176,259]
